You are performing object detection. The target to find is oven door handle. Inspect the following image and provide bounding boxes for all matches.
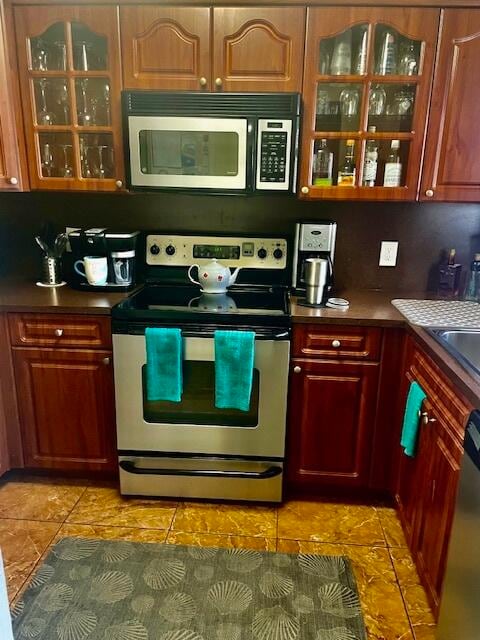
[178,329,290,340]
[119,460,282,480]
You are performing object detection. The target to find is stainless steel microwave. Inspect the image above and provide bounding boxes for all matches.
[122,91,301,195]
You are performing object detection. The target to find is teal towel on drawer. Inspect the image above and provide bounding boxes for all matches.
[215,330,255,411]
[401,381,427,457]
[145,327,182,402]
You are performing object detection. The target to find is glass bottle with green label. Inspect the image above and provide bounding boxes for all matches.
[313,139,333,186]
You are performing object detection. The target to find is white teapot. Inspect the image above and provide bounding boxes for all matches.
[188,259,241,294]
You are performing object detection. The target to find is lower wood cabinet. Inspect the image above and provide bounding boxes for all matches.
[396,337,471,618]
[12,346,116,472]
[287,326,381,492]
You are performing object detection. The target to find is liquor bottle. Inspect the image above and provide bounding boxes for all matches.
[383,140,402,187]
[377,31,397,75]
[330,33,351,75]
[362,126,378,187]
[464,253,480,301]
[355,28,368,75]
[313,139,334,186]
[337,140,356,186]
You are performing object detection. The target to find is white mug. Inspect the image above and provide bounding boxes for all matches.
[74,256,108,286]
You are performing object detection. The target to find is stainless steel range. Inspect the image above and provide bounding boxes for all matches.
[111,233,290,502]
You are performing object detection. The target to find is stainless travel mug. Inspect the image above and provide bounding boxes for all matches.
[304,257,329,305]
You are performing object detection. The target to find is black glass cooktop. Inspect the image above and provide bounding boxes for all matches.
[112,284,290,328]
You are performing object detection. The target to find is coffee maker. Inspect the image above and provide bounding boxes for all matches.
[292,221,337,301]
[68,228,140,291]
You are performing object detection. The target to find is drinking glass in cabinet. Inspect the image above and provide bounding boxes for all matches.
[75,78,110,126]
[71,22,107,71]
[34,78,72,126]
[38,132,74,178]
[319,24,369,76]
[79,133,114,179]
[29,24,66,71]
[368,84,416,132]
[374,25,421,76]
[315,84,363,132]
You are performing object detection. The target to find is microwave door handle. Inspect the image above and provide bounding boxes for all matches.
[119,460,282,480]
[247,120,256,191]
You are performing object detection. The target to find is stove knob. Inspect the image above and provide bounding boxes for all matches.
[257,248,267,259]
[165,244,176,256]
[273,248,283,260]
[150,244,160,255]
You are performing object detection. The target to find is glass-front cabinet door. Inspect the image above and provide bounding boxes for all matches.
[14,6,124,191]
[300,8,440,200]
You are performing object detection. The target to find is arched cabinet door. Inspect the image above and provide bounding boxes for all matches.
[300,7,439,201]
[120,6,211,91]
[421,10,480,202]
[213,7,306,93]
[14,5,124,192]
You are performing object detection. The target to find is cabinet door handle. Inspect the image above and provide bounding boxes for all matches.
[54,328,63,337]
[9,177,18,185]
[199,76,207,87]
[215,77,223,87]
[418,410,428,418]
[115,180,123,189]
[331,339,341,348]
[103,357,110,365]
[425,189,434,197]
[301,186,310,194]
[293,366,302,373]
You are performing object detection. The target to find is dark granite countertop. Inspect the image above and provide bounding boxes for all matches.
[0,278,478,407]
[0,278,131,315]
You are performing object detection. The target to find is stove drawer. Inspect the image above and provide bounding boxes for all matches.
[9,313,112,349]
[119,456,283,502]
[293,324,382,360]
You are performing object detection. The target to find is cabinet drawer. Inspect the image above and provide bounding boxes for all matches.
[293,325,382,360]
[9,313,112,349]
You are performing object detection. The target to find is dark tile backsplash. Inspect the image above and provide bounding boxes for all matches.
[0,190,479,292]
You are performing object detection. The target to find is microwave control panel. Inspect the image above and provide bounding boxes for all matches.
[256,119,292,191]
[146,235,287,269]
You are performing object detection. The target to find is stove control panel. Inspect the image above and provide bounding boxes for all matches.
[146,235,287,269]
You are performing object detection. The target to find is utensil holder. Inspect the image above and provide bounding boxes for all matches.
[41,255,62,285]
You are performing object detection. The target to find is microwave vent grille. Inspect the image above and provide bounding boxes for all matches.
[123,91,301,118]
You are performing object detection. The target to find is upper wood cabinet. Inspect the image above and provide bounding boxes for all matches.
[300,7,439,201]
[14,5,125,191]
[421,9,480,202]
[0,1,25,190]
[120,6,211,91]
[212,8,305,92]
[120,6,305,93]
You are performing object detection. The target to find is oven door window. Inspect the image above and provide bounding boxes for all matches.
[128,116,248,189]
[142,362,259,427]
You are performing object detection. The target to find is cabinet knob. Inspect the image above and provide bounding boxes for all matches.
[115,180,123,189]
[9,177,18,185]
[293,365,302,373]
[199,77,207,87]
[103,357,110,365]
[418,410,428,419]
[215,77,223,87]
[422,414,437,425]
[301,186,310,195]
[425,189,434,197]
[331,339,341,348]
[54,329,63,337]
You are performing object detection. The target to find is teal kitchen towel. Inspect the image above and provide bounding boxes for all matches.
[145,327,182,402]
[215,330,255,411]
[401,381,427,457]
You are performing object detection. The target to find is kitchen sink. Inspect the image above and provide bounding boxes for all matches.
[427,328,480,377]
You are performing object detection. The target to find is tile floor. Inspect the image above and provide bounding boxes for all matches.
[0,475,436,640]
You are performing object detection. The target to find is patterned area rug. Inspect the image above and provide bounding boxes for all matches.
[12,537,367,640]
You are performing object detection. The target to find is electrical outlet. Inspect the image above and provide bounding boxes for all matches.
[379,241,398,267]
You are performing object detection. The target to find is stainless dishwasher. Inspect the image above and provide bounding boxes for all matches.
[437,410,480,640]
